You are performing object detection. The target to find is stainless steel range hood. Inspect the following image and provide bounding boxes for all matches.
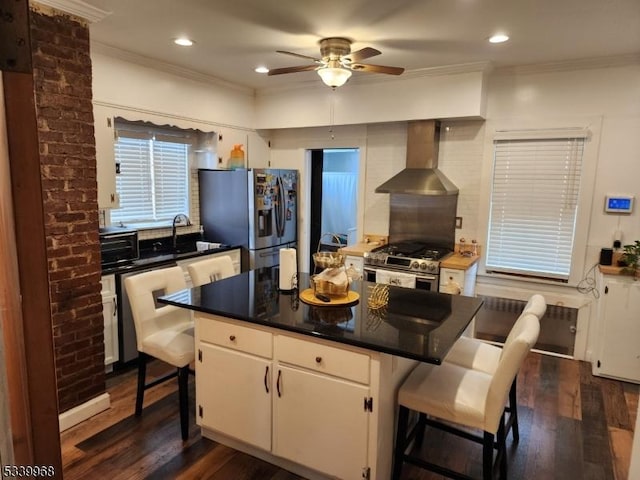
[375,120,458,195]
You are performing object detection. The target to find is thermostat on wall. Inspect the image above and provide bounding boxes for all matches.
[604,195,634,214]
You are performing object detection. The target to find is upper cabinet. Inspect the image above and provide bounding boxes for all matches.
[216,128,248,169]
[94,105,119,209]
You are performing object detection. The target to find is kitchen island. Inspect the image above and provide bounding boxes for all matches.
[160,268,483,480]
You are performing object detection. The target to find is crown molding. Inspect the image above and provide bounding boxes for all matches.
[90,42,255,97]
[256,61,493,96]
[31,0,111,23]
[494,53,640,76]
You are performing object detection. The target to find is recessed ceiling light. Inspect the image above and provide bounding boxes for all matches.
[174,37,194,47]
[489,34,509,44]
[255,66,269,74]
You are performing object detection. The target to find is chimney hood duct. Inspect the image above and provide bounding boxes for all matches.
[375,120,458,195]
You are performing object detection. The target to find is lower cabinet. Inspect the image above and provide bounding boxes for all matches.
[195,314,401,479]
[593,275,640,383]
[101,274,119,367]
[440,262,478,296]
[273,335,371,479]
[197,343,272,451]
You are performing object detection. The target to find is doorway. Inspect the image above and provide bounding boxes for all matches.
[309,148,359,272]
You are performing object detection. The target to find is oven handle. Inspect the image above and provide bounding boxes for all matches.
[363,267,437,282]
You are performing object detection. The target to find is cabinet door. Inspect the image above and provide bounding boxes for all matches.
[94,105,119,209]
[597,280,640,382]
[197,343,272,451]
[273,364,369,480]
[102,295,118,365]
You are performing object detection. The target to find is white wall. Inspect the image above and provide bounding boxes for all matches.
[486,63,640,250]
[255,69,488,129]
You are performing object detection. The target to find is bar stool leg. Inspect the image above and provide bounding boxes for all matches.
[392,406,410,480]
[135,352,147,416]
[178,366,190,441]
[482,431,494,480]
[509,376,519,442]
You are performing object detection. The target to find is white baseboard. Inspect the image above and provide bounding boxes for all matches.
[58,392,111,432]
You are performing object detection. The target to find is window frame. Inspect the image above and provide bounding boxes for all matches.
[110,119,193,229]
[477,119,601,288]
[485,135,585,282]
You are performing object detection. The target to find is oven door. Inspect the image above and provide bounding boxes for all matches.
[363,267,438,292]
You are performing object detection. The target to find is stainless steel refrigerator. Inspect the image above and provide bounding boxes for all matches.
[199,169,298,270]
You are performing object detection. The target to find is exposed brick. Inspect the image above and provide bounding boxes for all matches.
[30,8,104,413]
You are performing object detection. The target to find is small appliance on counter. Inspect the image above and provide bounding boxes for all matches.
[99,227,139,269]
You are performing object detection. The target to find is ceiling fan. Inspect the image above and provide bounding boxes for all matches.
[268,37,405,88]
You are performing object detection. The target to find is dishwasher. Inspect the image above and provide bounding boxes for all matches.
[116,262,177,366]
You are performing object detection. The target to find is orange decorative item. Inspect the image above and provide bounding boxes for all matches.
[228,144,245,169]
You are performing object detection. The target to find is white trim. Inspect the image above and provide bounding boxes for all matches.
[31,0,111,23]
[58,393,110,432]
[493,53,640,76]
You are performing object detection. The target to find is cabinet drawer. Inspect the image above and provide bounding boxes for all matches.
[275,335,370,384]
[440,268,465,289]
[199,318,272,358]
[101,274,116,295]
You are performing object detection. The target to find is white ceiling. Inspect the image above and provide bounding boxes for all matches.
[82,0,640,91]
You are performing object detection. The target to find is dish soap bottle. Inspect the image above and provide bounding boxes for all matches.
[228,144,245,169]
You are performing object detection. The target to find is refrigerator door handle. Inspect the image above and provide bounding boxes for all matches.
[275,176,285,238]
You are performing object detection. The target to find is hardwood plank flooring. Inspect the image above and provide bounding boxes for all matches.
[60,353,637,479]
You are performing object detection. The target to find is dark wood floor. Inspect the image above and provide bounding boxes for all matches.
[60,353,638,479]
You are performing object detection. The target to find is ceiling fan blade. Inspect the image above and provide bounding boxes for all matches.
[276,50,321,62]
[347,47,381,62]
[268,64,319,76]
[351,63,405,75]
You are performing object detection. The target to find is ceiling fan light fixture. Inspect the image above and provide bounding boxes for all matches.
[174,37,194,47]
[317,67,352,88]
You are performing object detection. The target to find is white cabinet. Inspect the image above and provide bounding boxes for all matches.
[216,129,248,169]
[101,274,119,367]
[177,248,241,287]
[593,275,640,384]
[440,262,478,296]
[94,105,119,209]
[196,318,273,450]
[195,315,389,479]
[345,255,364,279]
[273,336,370,480]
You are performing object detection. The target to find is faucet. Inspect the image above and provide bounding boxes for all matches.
[172,214,191,250]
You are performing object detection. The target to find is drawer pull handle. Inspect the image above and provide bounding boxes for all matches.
[315,356,322,364]
[229,335,236,341]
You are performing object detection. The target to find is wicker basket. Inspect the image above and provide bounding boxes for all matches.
[311,273,349,298]
[312,251,345,269]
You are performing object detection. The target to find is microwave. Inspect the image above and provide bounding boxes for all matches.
[99,228,139,269]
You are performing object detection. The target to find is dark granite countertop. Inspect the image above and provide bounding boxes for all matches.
[101,244,240,276]
[159,267,484,364]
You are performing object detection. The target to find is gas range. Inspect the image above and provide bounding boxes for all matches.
[364,241,453,274]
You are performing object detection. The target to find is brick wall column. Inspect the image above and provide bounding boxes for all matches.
[29,8,105,412]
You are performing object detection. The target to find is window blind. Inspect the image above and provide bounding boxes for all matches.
[111,122,190,226]
[485,137,584,281]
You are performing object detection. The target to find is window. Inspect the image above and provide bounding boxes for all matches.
[111,120,192,227]
[486,134,586,282]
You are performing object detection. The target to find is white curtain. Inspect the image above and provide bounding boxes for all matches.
[321,172,357,238]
